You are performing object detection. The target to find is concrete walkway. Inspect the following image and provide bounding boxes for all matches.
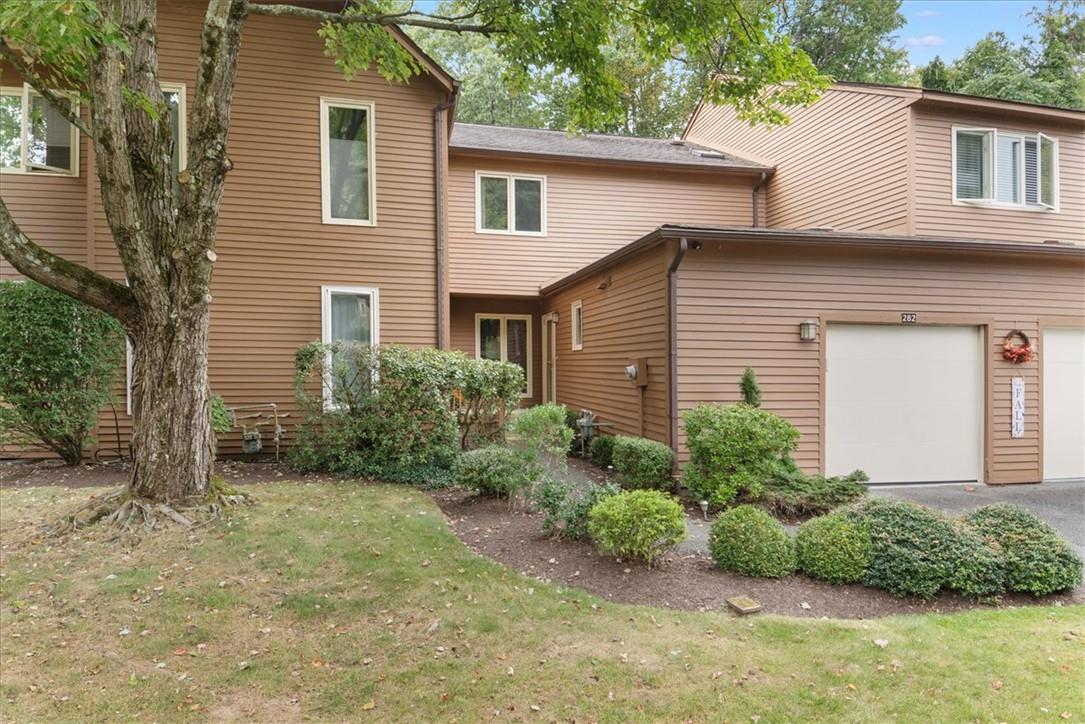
[871,481,1085,556]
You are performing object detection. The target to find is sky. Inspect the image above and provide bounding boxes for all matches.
[899,1,1042,67]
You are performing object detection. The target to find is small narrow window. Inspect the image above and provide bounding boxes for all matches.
[1024,138,1039,205]
[0,84,78,175]
[476,314,532,397]
[320,98,375,225]
[571,300,583,351]
[161,83,187,197]
[476,172,546,234]
[954,129,993,201]
[995,134,1021,204]
[321,285,380,405]
[1038,133,1057,209]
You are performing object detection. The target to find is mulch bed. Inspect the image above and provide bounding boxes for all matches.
[432,488,1084,620]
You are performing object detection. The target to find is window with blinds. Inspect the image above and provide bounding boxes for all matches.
[954,127,1058,209]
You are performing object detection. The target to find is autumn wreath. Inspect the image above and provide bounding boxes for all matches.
[1002,330,1034,364]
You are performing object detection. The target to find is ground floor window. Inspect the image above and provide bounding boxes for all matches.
[476,314,532,398]
[321,285,380,405]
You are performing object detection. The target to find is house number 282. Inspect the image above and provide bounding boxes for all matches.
[901,313,918,324]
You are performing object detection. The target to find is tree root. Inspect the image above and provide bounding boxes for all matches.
[23,479,254,543]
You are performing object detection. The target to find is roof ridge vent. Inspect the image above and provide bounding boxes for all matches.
[694,149,725,158]
[806,225,835,232]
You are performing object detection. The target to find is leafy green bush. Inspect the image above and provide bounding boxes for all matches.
[708,505,796,578]
[210,395,234,436]
[291,342,522,485]
[587,490,687,566]
[753,466,869,518]
[795,512,870,584]
[611,436,675,490]
[456,357,525,448]
[945,523,1006,599]
[963,504,1083,595]
[512,403,574,462]
[0,281,125,464]
[740,367,761,407]
[588,435,616,468]
[682,403,800,508]
[453,446,535,499]
[534,477,621,540]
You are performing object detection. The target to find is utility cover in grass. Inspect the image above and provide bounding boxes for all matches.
[726,595,762,615]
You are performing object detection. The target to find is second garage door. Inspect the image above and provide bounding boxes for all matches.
[826,324,983,484]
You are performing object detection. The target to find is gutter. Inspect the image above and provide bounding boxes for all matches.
[667,237,689,453]
[433,83,460,349]
[751,172,768,227]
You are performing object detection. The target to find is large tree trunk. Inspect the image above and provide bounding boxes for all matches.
[128,304,215,502]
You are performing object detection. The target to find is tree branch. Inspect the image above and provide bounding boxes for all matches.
[0,38,94,139]
[0,199,137,326]
[246,3,503,33]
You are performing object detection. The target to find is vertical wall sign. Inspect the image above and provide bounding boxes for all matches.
[1011,377,1025,439]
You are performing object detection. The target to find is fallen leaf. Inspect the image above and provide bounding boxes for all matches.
[361,700,375,711]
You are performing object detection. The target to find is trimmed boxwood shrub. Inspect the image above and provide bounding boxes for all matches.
[588,435,616,468]
[753,466,868,518]
[587,489,686,567]
[795,512,870,584]
[963,503,1083,595]
[709,505,796,578]
[945,523,1006,599]
[611,436,675,490]
[682,403,800,508]
[453,446,536,499]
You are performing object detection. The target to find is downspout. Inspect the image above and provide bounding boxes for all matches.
[751,171,768,227]
[433,84,459,349]
[667,237,689,453]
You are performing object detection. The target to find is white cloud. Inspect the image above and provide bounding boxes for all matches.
[904,35,945,47]
[914,9,939,17]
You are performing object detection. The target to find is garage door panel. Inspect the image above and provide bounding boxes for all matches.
[1043,328,1085,481]
[827,324,982,483]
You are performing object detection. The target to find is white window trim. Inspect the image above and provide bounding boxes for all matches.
[161,82,187,174]
[474,313,533,399]
[570,300,583,351]
[474,170,547,236]
[1037,132,1060,210]
[319,97,377,226]
[1,83,80,177]
[320,284,381,409]
[951,125,1059,212]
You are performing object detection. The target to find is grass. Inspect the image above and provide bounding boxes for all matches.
[1,482,1083,722]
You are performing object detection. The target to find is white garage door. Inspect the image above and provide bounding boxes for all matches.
[826,324,983,484]
[1043,328,1085,481]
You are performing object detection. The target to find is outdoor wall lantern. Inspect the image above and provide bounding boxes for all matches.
[799,319,818,342]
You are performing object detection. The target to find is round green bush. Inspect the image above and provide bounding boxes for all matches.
[795,512,870,584]
[964,503,1083,596]
[588,435,616,468]
[587,489,687,566]
[452,446,534,498]
[709,505,796,578]
[945,523,1006,599]
[610,436,675,490]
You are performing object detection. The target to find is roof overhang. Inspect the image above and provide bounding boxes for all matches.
[541,224,1085,295]
[914,89,1085,126]
[449,146,773,175]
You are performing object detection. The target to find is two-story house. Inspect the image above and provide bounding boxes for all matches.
[2,9,1082,485]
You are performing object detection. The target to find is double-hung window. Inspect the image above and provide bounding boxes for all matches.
[570,300,583,351]
[0,84,79,175]
[476,314,532,397]
[321,285,380,407]
[953,127,1058,209]
[320,98,375,225]
[476,172,546,235]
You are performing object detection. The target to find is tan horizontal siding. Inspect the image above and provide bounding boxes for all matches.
[675,242,1085,482]
[910,107,1085,245]
[447,156,754,296]
[449,296,542,407]
[542,244,671,444]
[685,87,913,233]
[1,2,447,460]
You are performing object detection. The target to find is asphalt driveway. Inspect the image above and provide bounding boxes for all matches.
[872,481,1085,556]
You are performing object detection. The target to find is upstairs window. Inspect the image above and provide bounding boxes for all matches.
[476,172,546,235]
[571,300,583,351]
[320,98,375,225]
[0,84,79,175]
[953,127,1057,209]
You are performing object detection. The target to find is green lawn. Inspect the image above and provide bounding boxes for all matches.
[1,482,1082,722]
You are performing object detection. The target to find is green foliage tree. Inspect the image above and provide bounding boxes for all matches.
[919,55,952,91]
[0,0,824,509]
[740,367,762,407]
[0,280,124,464]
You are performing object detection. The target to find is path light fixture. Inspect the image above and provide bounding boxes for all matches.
[799,319,818,342]
[699,500,709,520]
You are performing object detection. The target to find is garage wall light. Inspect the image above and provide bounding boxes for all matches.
[799,319,818,342]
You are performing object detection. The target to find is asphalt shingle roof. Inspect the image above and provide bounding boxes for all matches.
[449,123,770,171]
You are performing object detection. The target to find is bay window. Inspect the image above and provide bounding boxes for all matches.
[953,127,1058,209]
